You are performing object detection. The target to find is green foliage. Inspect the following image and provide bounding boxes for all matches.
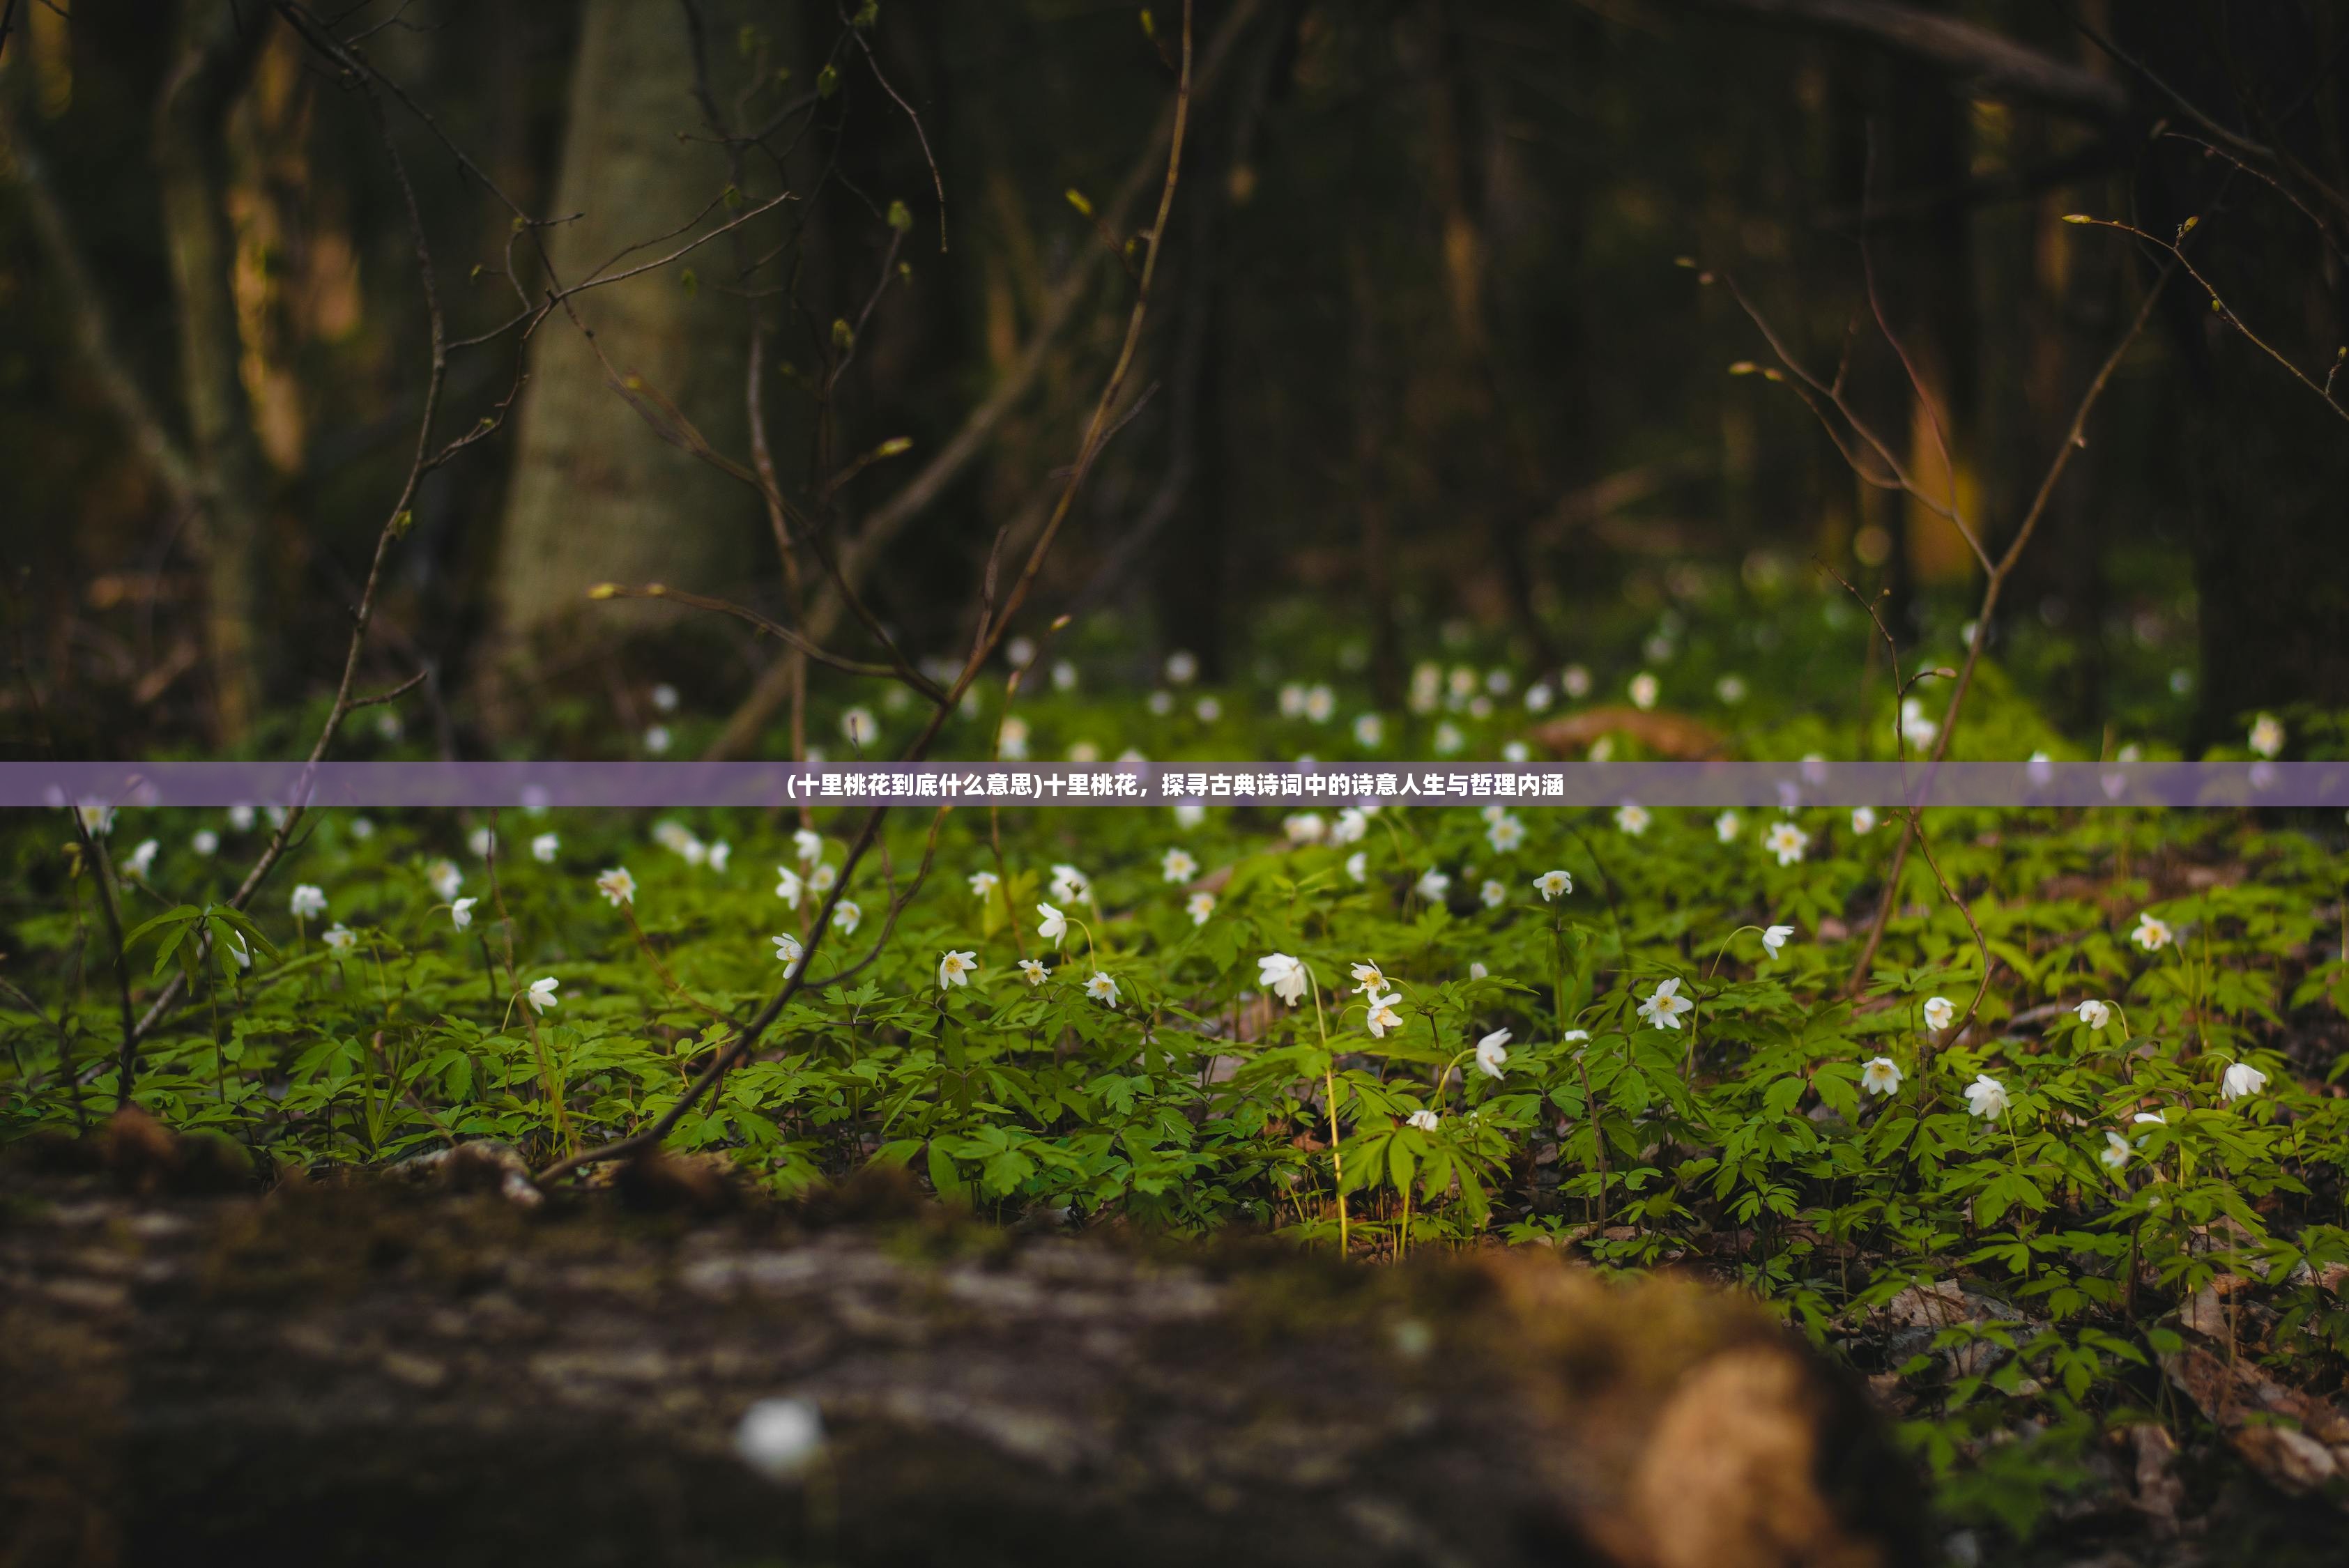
[6,617,2349,1551]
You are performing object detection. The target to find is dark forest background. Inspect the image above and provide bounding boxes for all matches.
[3,0,2348,762]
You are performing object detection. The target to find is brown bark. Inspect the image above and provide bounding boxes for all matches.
[0,1158,1920,1568]
[155,0,272,743]
[486,0,768,674]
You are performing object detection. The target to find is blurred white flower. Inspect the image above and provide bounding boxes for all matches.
[1714,810,1740,843]
[938,950,978,989]
[290,884,328,919]
[532,832,560,863]
[1345,850,1368,883]
[2133,1110,2166,1125]
[1415,868,1451,902]
[650,682,680,713]
[1534,869,1573,901]
[1406,1109,1440,1132]
[1161,847,1198,882]
[1432,722,1464,755]
[1765,820,1808,867]
[1353,713,1384,747]
[1715,673,1747,705]
[1018,958,1048,986]
[1964,1075,2008,1121]
[323,924,356,954]
[1173,802,1206,829]
[1899,698,1936,751]
[707,841,731,873]
[1474,1029,1510,1078]
[192,829,220,856]
[1501,739,1530,763]
[1524,682,1554,713]
[1628,672,1660,710]
[1365,990,1405,1038]
[1561,665,1592,699]
[1006,636,1036,670]
[2075,999,2111,1030]
[1485,814,1524,853]
[1480,879,1506,909]
[1468,961,1489,980]
[1638,977,1694,1030]
[1259,952,1309,1006]
[1922,995,1955,1031]
[2100,1130,2131,1171]
[1165,650,1199,684]
[1860,1056,1903,1097]
[595,867,636,907]
[1049,863,1089,902]
[997,716,1030,760]
[526,976,560,1012]
[735,1396,825,1481]
[792,829,822,865]
[114,838,155,879]
[225,931,252,970]
[1851,805,1877,835]
[1066,740,1100,764]
[1279,684,1307,719]
[1194,695,1223,723]
[773,933,803,973]
[968,870,999,900]
[1614,802,1650,836]
[1186,890,1216,925]
[2221,1061,2268,1102]
[1036,902,1067,945]
[2132,912,2172,951]
[428,859,462,901]
[833,899,861,936]
[469,827,496,859]
[1761,923,1793,959]
[643,724,673,755]
[1304,684,1336,723]
[1051,660,1078,692]
[1086,971,1120,1008]
[1148,690,1177,716]
[1331,806,1368,845]
[450,897,476,932]
[653,821,694,856]
[229,803,256,833]
[2249,714,2285,759]
[806,863,837,896]
[1285,812,1326,845]
[1409,662,1441,714]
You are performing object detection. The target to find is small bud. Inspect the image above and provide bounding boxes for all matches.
[1140,8,1156,38]
[644,583,668,597]
[2060,213,2091,224]
[886,199,912,231]
[875,436,913,457]
[832,318,855,349]
[816,63,839,98]
[680,268,698,296]
[587,583,621,600]
[1727,361,1757,376]
[1064,187,1094,217]
[2180,215,2199,232]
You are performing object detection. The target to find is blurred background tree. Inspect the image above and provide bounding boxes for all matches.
[2,0,2344,760]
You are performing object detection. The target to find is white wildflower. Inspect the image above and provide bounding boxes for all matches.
[1018,958,1048,986]
[1161,847,1198,882]
[1715,810,1741,843]
[1365,990,1405,1038]
[735,1396,825,1481]
[1186,891,1216,925]
[1353,713,1384,747]
[968,870,1000,900]
[532,833,559,863]
[1345,850,1368,884]
[323,924,356,953]
[1480,879,1506,909]
[937,950,977,989]
[1851,805,1877,835]
[1860,1056,1903,1097]
[2075,999,2111,1030]
[774,866,804,905]
[1258,952,1310,1006]
[833,900,861,936]
[1761,923,1793,959]
[773,933,803,973]
[2132,912,2173,951]
[595,867,636,907]
[1628,672,1659,710]
[1474,1028,1510,1078]
[1534,869,1573,901]
[1415,868,1451,902]
[1285,812,1326,845]
[428,859,462,902]
[1922,995,1955,1031]
[1406,1109,1440,1133]
[2221,1061,2268,1102]
[2100,1130,2131,1171]
[1614,801,1650,836]
[1765,820,1808,867]
[125,839,159,877]
[1086,971,1120,1008]
[450,897,476,932]
[526,976,560,1012]
[1036,902,1067,945]
[1964,1074,2009,1121]
[2249,714,2284,759]
[1485,813,1524,852]
[1637,977,1694,1030]
[290,884,327,919]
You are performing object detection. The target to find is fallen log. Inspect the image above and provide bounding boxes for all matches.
[1,1135,1919,1568]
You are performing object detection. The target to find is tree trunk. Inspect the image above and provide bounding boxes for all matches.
[0,1162,1920,1568]
[486,0,768,676]
[155,0,270,744]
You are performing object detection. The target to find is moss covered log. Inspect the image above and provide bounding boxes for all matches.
[1,1132,1918,1568]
